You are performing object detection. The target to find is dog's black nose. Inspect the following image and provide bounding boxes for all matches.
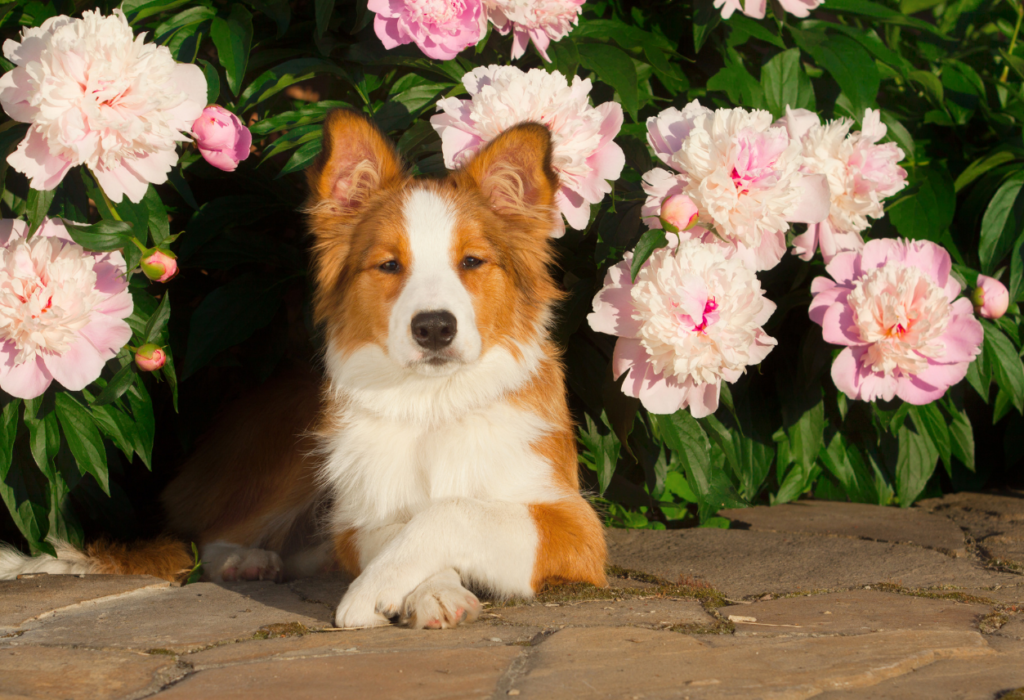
[411,311,457,350]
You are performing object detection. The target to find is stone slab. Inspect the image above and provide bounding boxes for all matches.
[721,589,991,637]
[186,623,541,669]
[0,575,168,630]
[286,572,350,611]
[919,491,1024,566]
[0,645,184,700]
[10,582,330,653]
[995,615,1024,641]
[217,580,334,622]
[814,640,1024,699]
[512,627,994,699]
[153,646,523,700]
[606,528,1022,600]
[719,500,967,555]
[492,598,714,631]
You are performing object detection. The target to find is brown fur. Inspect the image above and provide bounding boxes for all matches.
[88,537,194,581]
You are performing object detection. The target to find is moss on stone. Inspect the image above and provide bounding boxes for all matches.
[252,622,310,640]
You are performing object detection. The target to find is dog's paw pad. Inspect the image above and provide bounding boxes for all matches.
[216,548,284,583]
[401,571,481,630]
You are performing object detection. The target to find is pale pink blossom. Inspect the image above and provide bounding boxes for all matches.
[588,238,777,417]
[135,343,166,372]
[432,65,624,236]
[141,249,178,284]
[714,0,822,19]
[192,105,252,172]
[645,101,830,271]
[780,107,908,263]
[0,219,133,399]
[809,239,982,405]
[973,275,1010,319]
[0,10,206,203]
[370,0,487,60]
[660,194,699,233]
[485,0,584,61]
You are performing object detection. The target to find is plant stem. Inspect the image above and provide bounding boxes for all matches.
[90,170,122,221]
[1001,0,1023,83]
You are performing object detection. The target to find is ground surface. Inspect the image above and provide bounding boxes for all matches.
[2,492,1023,700]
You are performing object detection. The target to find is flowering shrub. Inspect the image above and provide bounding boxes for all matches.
[0,0,1023,550]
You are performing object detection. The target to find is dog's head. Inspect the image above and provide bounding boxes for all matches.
[305,110,562,412]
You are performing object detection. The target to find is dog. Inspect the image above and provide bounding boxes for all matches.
[0,111,608,629]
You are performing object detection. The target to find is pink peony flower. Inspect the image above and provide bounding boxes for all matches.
[193,106,252,172]
[370,0,488,60]
[0,218,133,399]
[135,343,166,372]
[973,275,1010,319]
[432,65,624,237]
[660,194,699,233]
[485,0,584,61]
[0,10,206,203]
[714,0,822,19]
[588,238,777,417]
[645,101,830,271]
[779,108,908,263]
[809,239,983,405]
[141,249,178,284]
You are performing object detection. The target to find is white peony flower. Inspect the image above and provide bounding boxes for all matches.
[431,65,624,236]
[778,107,909,262]
[644,101,830,271]
[588,238,777,416]
[485,0,585,61]
[0,9,207,203]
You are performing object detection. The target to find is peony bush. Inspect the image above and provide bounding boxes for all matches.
[0,0,1022,550]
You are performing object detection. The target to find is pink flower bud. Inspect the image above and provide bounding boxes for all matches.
[972,274,1010,319]
[141,249,178,283]
[192,105,252,172]
[135,344,166,372]
[659,194,699,233]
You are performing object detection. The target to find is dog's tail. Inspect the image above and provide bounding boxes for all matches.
[0,537,194,582]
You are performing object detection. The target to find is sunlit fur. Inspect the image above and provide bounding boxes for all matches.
[0,111,607,630]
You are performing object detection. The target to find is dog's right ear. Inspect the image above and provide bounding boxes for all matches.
[306,109,404,212]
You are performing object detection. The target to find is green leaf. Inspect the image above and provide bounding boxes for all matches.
[895,423,939,507]
[819,433,877,503]
[122,0,192,23]
[577,44,639,121]
[250,102,350,136]
[0,400,20,482]
[277,139,324,178]
[908,403,952,474]
[88,403,137,462]
[693,0,722,54]
[1010,232,1024,304]
[211,4,254,97]
[804,34,880,116]
[786,398,825,477]
[155,6,217,41]
[577,414,621,495]
[630,229,668,282]
[26,187,55,238]
[248,0,291,36]
[983,319,1024,413]
[91,363,137,408]
[54,393,109,496]
[143,292,172,345]
[879,111,914,164]
[143,186,171,247]
[237,58,350,114]
[888,168,956,243]
[127,377,155,470]
[727,15,786,49]
[908,70,944,106]
[707,58,765,109]
[761,48,816,119]
[198,58,221,106]
[955,151,1018,193]
[23,395,59,481]
[63,220,135,252]
[945,402,975,472]
[822,0,947,36]
[183,273,289,379]
[315,0,335,37]
[979,171,1024,273]
[702,415,774,501]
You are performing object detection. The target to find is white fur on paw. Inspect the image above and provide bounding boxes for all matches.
[400,570,481,630]
[216,548,284,583]
[333,573,408,629]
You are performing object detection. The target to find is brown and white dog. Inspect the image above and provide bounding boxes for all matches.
[0,111,607,629]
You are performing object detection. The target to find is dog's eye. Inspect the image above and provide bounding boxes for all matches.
[461,256,484,270]
[378,260,400,273]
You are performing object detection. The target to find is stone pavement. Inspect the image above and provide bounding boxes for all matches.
[1,492,1022,700]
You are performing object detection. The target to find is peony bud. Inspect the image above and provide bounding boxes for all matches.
[972,274,1010,319]
[135,344,166,372]
[192,105,252,172]
[141,249,178,283]
[659,194,699,233]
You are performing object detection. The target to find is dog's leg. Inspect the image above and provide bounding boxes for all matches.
[333,498,539,628]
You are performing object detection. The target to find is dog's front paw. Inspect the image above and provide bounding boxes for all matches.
[400,569,480,630]
[333,576,406,629]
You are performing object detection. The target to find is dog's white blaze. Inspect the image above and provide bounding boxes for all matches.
[387,188,481,369]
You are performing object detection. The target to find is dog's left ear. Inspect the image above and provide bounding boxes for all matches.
[461,122,559,218]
